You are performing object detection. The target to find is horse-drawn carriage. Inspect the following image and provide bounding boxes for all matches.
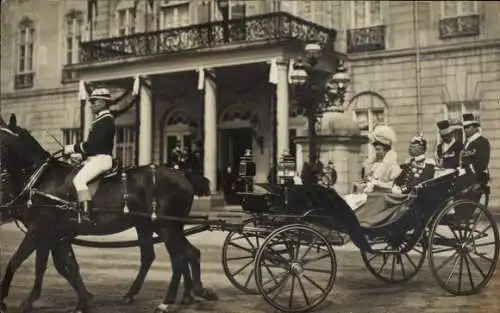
[221,168,499,312]
[0,118,499,313]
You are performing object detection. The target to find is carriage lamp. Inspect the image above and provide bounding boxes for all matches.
[290,42,351,184]
[239,149,256,192]
[278,151,296,185]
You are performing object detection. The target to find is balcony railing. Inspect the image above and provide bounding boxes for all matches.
[347,25,386,53]
[439,15,480,39]
[80,12,336,63]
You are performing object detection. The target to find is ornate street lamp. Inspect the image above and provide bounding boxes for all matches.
[290,43,351,185]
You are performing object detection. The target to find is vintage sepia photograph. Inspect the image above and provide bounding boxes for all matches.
[1,1,499,312]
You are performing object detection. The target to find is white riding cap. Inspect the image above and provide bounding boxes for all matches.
[90,88,112,101]
[370,125,397,147]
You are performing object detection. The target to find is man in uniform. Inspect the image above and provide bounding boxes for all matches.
[436,120,463,169]
[393,136,435,194]
[460,113,490,185]
[64,88,115,224]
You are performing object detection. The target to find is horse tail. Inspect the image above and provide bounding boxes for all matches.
[183,171,211,196]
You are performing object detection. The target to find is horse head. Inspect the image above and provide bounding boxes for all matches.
[0,114,50,223]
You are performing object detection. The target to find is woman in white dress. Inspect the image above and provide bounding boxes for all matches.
[346,125,401,210]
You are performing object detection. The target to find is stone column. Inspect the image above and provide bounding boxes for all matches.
[138,76,153,166]
[203,70,217,194]
[276,59,289,158]
[83,102,93,138]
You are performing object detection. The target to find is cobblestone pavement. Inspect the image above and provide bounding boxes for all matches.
[1,223,499,313]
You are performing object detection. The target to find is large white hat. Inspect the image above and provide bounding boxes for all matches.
[89,88,112,101]
[370,125,397,146]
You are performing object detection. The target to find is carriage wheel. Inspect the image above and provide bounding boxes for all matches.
[361,232,427,284]
[254,224,336,313]
[222,218,263,294]
[428,199,500,295]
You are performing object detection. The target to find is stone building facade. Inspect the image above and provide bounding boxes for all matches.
[1,1,499,210]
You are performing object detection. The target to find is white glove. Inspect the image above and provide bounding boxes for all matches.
[363,182,374,193]
[391,185,402,194]
[63,145,75,155]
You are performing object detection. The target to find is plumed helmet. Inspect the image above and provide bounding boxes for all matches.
[370,125,397,147]
[410,135,427,150]
[89,88,112,101]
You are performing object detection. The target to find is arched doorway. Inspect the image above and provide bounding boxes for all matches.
[218,104,257,171]
[161,108,196,165]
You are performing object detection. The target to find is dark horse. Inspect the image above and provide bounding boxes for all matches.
[0,115,217,313]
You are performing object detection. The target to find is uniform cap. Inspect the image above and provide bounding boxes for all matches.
[90,88,112,101]
[462,113,480,127]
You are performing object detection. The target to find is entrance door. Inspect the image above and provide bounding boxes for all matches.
[224,128,253,170]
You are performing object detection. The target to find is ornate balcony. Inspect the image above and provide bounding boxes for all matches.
[79,12,336,63]
[14,73,34,89]
[347,25,386,53]
[439,15,480,39]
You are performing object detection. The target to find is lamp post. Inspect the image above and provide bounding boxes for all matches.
[289,43,350,185]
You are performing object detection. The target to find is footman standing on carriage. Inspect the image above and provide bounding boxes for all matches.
[393,135,435,194]
[63,88,116,224]
[436,120,463,169]
[460,113,490,186]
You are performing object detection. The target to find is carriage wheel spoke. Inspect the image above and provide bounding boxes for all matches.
[299,242,315,262]
[403,252,418,270]
[243,268,254,289]
[270,274,290,301]
[457,254,464,291]
[472,241,495,248]
[435,251,458,273]
[390,255,396,280]
[231,258,254,277]
[399,255,407,277]
[297,275,310,305]
[472,251,494,263]
[303,253,330,265]
[464,211,483,243]
[301,274,325,293]
[463,252,476,290]
[444,253,461,287]
[244,236,257,251]
[302,267,332,274]
[288,274,296,309]
[376,255,389,274]
[466,253,487,279]
[227,255,253,261]
[261,269,288,288]
[432,246,456,254]
[229,242,253,254]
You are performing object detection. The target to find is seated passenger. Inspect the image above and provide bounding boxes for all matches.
[436,120,463,169]
[356,125,401,193]
[392,135,435,194]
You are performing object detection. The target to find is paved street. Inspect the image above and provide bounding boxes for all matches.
[1,222,499,313]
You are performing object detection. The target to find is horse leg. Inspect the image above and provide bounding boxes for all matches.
[18,247,50,313]
[153,226,187,313]
[122,225,156,304]
[51,241,92,313]
[51,242,93,302]
[185,239,218,301]
[0,228,40,312]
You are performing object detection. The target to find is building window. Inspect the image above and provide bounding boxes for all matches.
[349,93,387,164]
[441,1,477,18]
[439,1,479,39]
[62,10,83,83]
[442,101,480,144]
[229,1,246,19]
[160,3,190,29]
[62,128,82,145]
[15,17,35,89]
[347,1,385,53]
[350,1,382,29]
[115,126,136,167]
[117,7,136,36]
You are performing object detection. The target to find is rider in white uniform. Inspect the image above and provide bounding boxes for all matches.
[64,88,115,224]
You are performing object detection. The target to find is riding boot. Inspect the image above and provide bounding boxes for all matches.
[79,200,94,225]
